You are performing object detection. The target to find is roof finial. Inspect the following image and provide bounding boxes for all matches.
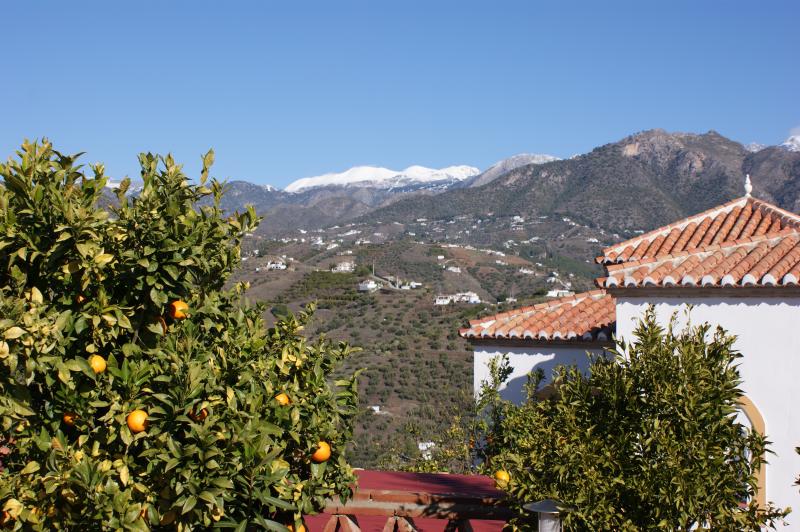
[744,174,753,198]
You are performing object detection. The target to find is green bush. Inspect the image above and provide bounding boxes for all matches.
[0,141,359,530]
[485,308,788,529]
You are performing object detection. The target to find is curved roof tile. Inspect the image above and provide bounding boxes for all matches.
[597,197,800,265]
[600,233,800,288]
[459,290,614,342]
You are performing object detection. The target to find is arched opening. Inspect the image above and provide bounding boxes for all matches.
[737,395,766,508]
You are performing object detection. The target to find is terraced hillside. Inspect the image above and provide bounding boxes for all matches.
[233,237,598,467]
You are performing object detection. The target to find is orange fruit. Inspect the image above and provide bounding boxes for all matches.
[89,354,107,374]
[287,524,306,532]
[275,392,290,406]
[75,294,86,305]
[127,409,148,433]
[63,411,78,427]
[311,441,331,463]
[188,407,208,422]
[494,470,510,486]
[168,300,189,320]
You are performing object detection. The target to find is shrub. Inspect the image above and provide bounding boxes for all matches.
[0,141,359,530]
[485,308,788,529]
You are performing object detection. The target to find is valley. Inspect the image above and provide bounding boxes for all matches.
[225,128,800,468]
[232,233,599,467]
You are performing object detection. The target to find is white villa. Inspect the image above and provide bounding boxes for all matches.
[435,292,481,305]
[545,289,574,298]
[461,184,800,521]
[358,279,379,292]
[331,261,355,273]
[266,260,287,270]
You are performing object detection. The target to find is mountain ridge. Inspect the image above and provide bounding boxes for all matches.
[284,164,479,192]
[356,129,800,233]
[204,130,800,240]
[457,153,560,189]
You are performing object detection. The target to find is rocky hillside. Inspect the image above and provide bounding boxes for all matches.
[205,130,800,242]
[360,130,800,233]
[455,153,559,189]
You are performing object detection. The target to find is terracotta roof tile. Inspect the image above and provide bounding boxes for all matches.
[597,197,800,265]
[464,197,800,347]
[601,233,800,288]
[460,290,614,342]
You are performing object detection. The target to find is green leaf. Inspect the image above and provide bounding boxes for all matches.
[20,461,40,475]
[94,253,114,266]
[3,327,25,339]
[181,495,197,515]
[258,495,295,511]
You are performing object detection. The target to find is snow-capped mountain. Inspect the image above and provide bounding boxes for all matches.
[781,135,800,152]
[457,153,560,189]
[284,165,479,193]
[744,142,767,153]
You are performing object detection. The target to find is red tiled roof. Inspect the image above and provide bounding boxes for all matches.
[459,290,615,342]
[460,196,800,346]
[596,197,800,265]
[305,470,507,532]
[599,232,800,288]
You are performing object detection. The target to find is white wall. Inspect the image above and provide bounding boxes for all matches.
[473,344,607,404]
[616,296,800,525]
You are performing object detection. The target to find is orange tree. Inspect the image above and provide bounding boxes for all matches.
[0,141,360,530]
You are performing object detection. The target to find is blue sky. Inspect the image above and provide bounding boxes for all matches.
[1,1,797,188]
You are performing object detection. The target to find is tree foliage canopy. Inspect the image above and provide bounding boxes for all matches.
[0,140,359,530]
[485,308,788,530]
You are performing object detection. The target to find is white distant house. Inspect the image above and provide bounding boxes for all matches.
[266,261,287,271]
[461,181,800,521]
[518,268,535,275]
[435,292,481,305]
[331,261,355,273]
[446,266,462,274]
[358,279,378,292]
[546,289,574,298]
